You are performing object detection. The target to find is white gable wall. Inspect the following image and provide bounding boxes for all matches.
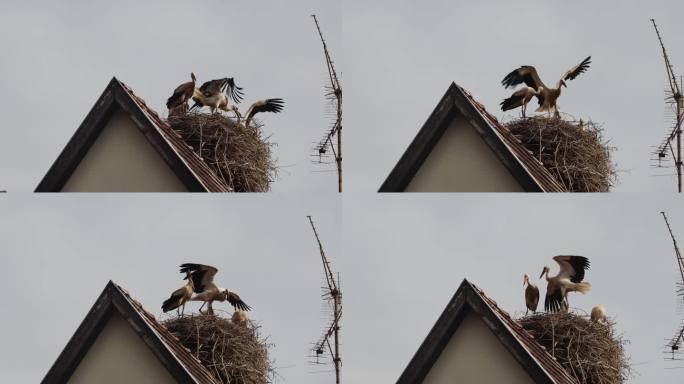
[405,116,525,192]
[61,110,188,192]
[422,312,535,384]
[67,313,177,384]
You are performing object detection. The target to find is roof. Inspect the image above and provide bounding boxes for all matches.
[379,83,567,192]
[396,279,578,384]
[42,281,220,384]
[35,77,232,192]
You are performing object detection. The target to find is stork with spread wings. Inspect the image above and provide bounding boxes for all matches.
[500,56,591,118]
[163,263,251,316]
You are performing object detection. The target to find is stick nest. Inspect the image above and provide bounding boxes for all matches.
[505,117,617,192]
[163,313,274,384]
[519,312,631,383]
[168,113,277,192]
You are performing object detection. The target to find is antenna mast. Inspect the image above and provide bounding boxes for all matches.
[651,19,683,192]
[311,15,343,192]
[307,216,341,383]
[662,211,684,361]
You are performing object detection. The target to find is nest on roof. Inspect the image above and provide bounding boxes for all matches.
[163,313,273,384]
[519,312,631,384]
[505,117,617,192]
[168,113,277,192]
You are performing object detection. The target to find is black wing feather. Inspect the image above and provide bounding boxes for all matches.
[225,78,244,104]
[566,256,590,283]
[179,263,209,292]
[502,66,542,89]
[544,287,564,313]
[563,56,592,81]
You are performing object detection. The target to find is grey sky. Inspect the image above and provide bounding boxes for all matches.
[0,0,340,192]
[344,0,684,192]
[340,194,684,383]
[0,194,341,383]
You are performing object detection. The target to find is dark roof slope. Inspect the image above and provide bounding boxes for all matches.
[397,279,577,384]
[42,281,220,384]
[379,83,567,192]
[35,77,232,192]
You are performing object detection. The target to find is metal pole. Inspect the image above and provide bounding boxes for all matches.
[334,290,341,384]
[677,94,682,193]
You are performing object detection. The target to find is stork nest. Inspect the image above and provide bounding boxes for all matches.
[505,117,617,192]
[162,313,274,384]
[168,113,277,192]
[519,312,631,384]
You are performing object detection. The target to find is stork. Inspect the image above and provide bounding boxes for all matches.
[500,86,542,118]
[161,272,194,317]
[166,72,199,114]
[523,274,539,315]
[591,304,607,323]
[232,310,249,326]
[540,255,591,312]
[191,77,244,114]
[179,263,251,315]
[501,56,591,118]
[241,98,285,128]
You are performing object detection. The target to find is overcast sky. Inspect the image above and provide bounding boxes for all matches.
[344,0,684,192]
[0,194,341,383]
[340,194,684,383]
[0,0,341,192]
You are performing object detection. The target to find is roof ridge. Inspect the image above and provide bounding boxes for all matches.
[116,80,232,192]
[470,282,578,383]
[113,283,220,384]
[456,85,567,192]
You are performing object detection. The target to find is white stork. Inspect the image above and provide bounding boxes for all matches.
[162,273,194,317]
[166,72,199,114]
[241,98,285,128]
[540,255,591,312]
[591,304,607,323]
[190,77,244,114]
[501,56,591,118]
[500,86,542,118]
[523,274,539,315]
[179,263,251,315]
[232,310,249,326]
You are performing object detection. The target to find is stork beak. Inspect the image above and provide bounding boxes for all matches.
[539,269,545,279]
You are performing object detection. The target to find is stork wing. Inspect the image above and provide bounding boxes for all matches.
[179,263,218,293]
[525,285,539,311]
[544,285,564,312]
[223,77,245,104]
[199,78,228,96]
[245,98,284,122]
[553,255,590,283]
[561,56,591,82]
[227,291,251,311]
[166,82,193,109]
[501,66,546,90]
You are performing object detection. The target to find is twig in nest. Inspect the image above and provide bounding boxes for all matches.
[163,313,275,384]
[506,116,617,192]
[168,113,277,192]
[519,312,631,383]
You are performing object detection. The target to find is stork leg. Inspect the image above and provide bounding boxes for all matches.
[198,301,206,313]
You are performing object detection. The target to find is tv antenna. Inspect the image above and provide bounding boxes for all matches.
[661,211,684,361]
[307,216,341,383]
[311,15,343,192]
[650,19,683,192]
